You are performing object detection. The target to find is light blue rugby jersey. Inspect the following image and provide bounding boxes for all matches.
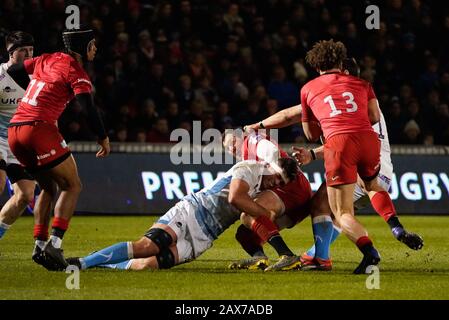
[184,160,265,240]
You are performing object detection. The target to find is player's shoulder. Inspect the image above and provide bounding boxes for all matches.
[233,160,263,173]
[344,74,371,87]
[42,52,77,66]
[301,77,317,92]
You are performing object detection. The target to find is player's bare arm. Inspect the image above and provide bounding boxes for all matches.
[228,179,272,218]
[244,105,302,131]
[368,98,380,125]
[302,121,322,142]
[292,145,324,165]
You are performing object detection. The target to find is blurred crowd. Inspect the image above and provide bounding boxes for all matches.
[1,0,449,145]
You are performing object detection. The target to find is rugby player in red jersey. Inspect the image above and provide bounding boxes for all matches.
[224,129,312,271]
[300,39,404,273]
[7,27,110,270]
[243,58,423,271]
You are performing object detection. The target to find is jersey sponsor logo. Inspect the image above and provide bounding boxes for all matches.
[2,86,17,93]
[0,98,21,105]
[75,78,92,86]
[331,176,340,181]
[37,149,56,160]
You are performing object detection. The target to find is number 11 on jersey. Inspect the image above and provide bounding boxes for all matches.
[22,79,45,107]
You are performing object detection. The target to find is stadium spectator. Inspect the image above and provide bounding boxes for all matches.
[147,117,171,143]
[2,0,448,145]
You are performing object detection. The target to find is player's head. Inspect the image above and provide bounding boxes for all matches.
[5,31,34,63]
[62,27,96,61]
[343,57,360,77]
[222,128,245,159]
[262,157,298,189]
[305,39,347,73]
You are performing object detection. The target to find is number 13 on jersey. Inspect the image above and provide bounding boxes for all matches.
[324,91,358,117]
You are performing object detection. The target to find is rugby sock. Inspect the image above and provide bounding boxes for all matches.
[235,224,266,257]
[50,217,69,248]
[251,215,279,242]
[387,216,407,239]
[251,215,293,256]
[33,224,49,241]
[356,236,376,256]
[311,215,333,260]
[80,241,133,269]
[0,222,11,239]
[305,224,341,258]
[35,240,46,250]
[98,260,133,270]
[268,235,294,257]
[371,191,396,222]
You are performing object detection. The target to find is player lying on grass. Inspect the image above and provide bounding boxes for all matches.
[65,158,299,271]
[242,57,423,273]
[223,129,313,271]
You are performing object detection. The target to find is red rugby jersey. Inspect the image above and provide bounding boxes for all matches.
[11,52,92,123]
[301,73,376,140]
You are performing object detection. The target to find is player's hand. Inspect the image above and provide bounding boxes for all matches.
[96,136,110,158]
[243,124,257,133]
[291,146,312,165]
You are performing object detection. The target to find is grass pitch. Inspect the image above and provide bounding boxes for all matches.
[0,215,448,300]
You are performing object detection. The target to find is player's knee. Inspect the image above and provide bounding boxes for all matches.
[16,188,35,205]
[240,213,253,229]
[69,177,82,193]
[144,228,174,252]
[156,248,175,269]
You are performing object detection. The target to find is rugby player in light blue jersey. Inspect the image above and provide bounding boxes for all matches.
[67,158,299,271]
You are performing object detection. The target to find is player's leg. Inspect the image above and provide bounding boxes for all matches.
[32,174,58,266]
[101,244,179,271]
[75,224,176,270]
[0,160,10,239]
[230,190,282,270]
[301,182,341,270]
[0,178,35,226]
[327,184,380,274]
[236,190,283,257]
[33,174,54,247]
[240,203,298,263]
[44,154,82,247]
[364,178,423,250]
[239,200,301,271]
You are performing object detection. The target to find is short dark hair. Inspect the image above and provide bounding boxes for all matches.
[305,39,347,71]
[277,157,298,182]
[343,57,360,77]
[5,31,34,53]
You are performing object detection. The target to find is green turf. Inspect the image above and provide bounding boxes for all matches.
[0,215,448,300]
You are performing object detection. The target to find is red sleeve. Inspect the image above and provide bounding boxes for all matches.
[23,57,39,74]
[68,60,92,95]
[367,83,376,100]
[300,86,317,122]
